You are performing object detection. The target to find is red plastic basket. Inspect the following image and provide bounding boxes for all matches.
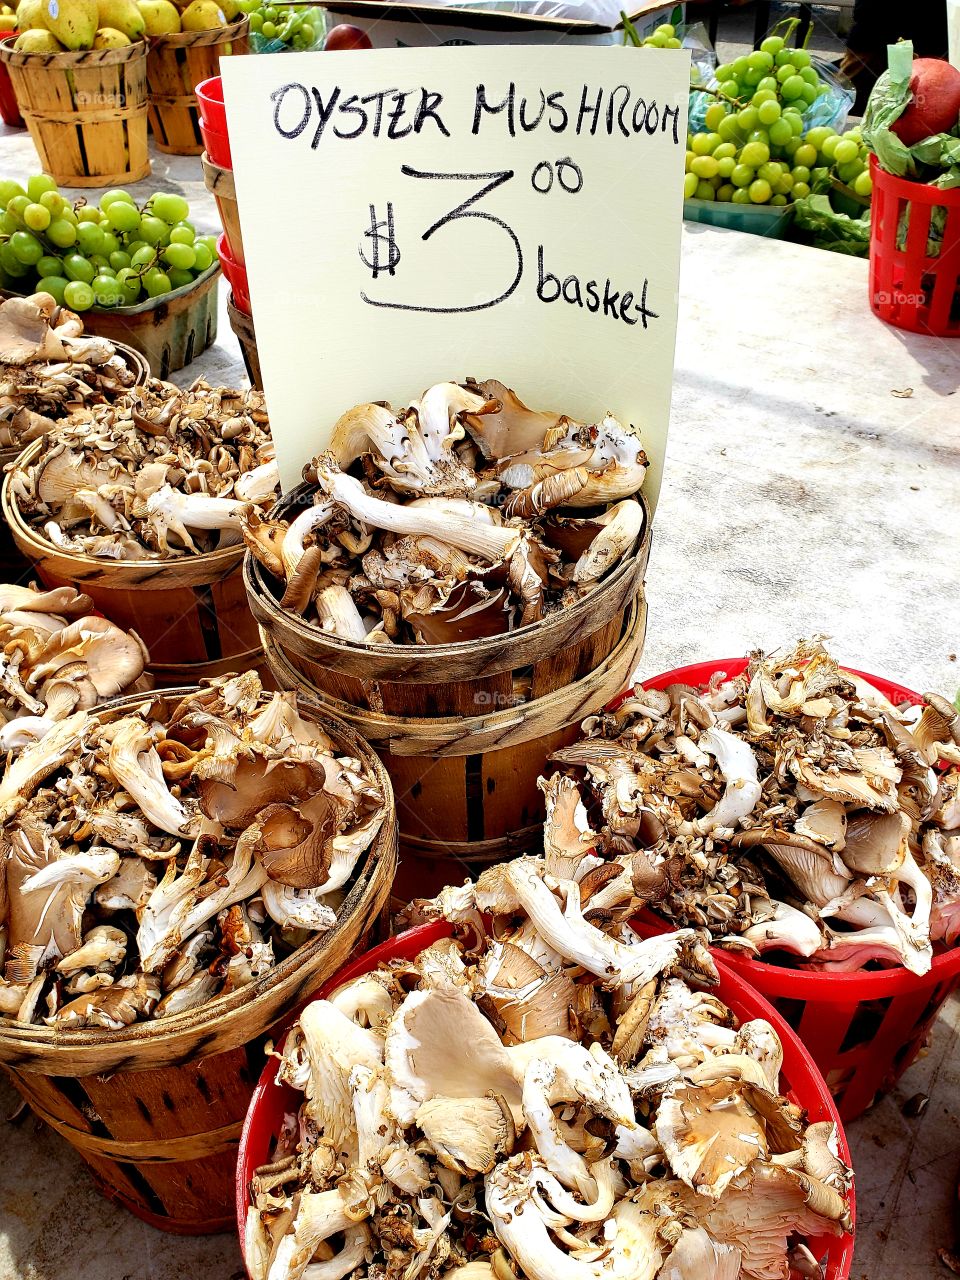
[628,657,960,1121]
[199,119,232,170]
[869,154,960,337]
[237,920,856,1280]
[0,34,24,129]
[195,75,226,131]
[216,232,249,315]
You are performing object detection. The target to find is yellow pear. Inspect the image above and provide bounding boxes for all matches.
[15,0,49,30]
[218,0,239,17]
[43,0,98,48]
[136,0,178,30]
[93,22,128,42]
[96,0,143,35]
[0,12,16,26]
[179,0,224,28]
[13,25,63,46]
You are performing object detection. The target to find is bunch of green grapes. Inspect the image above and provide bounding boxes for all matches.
[238,0,319,47]
[640,22,682,49]
[682,34,871,207]
[0,175,219,311]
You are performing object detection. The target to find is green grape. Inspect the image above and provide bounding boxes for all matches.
[799,83,818,105]
[691,155,719,179]
[791,164,811,184]
[690,133,712,156]
[90,274,124,307]
[785,112,804,136]
[820,134,840,160]
[760,35,784,54]
[169,223,196,245]
[26,174,57,202]
[63,253,95,284]
[716,156,736,178]
[804,126,833,150]
[248,12,262,30]
[655,22,675,35]
[714,61,734,80]
[131,246,158,269]
[731,55,749,76]
[63,280,94,311]
[783,137,801,157]
[714,142,737,160]
[0,243,28,277]
[36,254,62,277]
[23,203,51,232]
[731,163,754,188]
[844,128,862,143]
[116,267,142,305]
[748,178,772,203]
[100,189,136,210]
[76,207,103,224]
[746,129,770,146]
[167,267,193,289]
[798,66,819,86]
[740,140,769,168]
[105,201,141,233]
[854,170,872,197]
[60,208,79,226]
[770,193,788,205]
[781,75,805,100]
[6,194,30,222]
[717,115,741,142]
[736,105,759,132]
[757,161,783,183]
[39,191,64,215]
[716,183,735,202]
[694,180,716,201]
[47,218,77,249]
[751,89,776,105]
[192,243,213,272]
[100,231,120,256]
[261,22,277,37]
[792,180,810,198]
[704,102,727,132]
[150,193,189,224]
[197,234,218,255]
[0,179,26,206]
[810,165,830,184]
[718,79,739,100]
[298,22,313,42]
[0,211,16,236]
[757,99,781,126]
[790,48,811,67]
[109,250,132,271]
[35,275,68,305]
[775,172,794,194]
[683,171,698,199]
[768,118,792,147]
[75,223,106,256]
[140,215,171,247]
[685,149,694,172]
[742,67,764,87]
[89,255,111,273]
[143,269,172,298]
[262,4,277,17]
[837,159,864,184]
[776,64,796,83]
[747,49,773,72]
[774,47,793,66]
[10,231,43,265]
[793,143,817,168]
[756,75,778,94]
[125,239,147,254]
[163,242,196,270]
[731,186,751,203]
[833,138,858,165]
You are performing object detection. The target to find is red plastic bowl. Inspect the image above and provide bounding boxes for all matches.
[217,232,249,315]
[200,119,232,170]
[195,75,226,132]
[0,34,24,128]
[237,920,856,1280]
[623,658,960,1121]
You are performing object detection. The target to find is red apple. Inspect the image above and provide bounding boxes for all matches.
[891,58,960,146]
[323,23,372,50]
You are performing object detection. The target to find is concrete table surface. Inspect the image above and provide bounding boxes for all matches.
[1,128,959,1280]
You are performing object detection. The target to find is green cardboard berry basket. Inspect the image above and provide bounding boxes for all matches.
[683,197,795,239]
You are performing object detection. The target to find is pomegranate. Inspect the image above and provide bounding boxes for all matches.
[891,58,960,146]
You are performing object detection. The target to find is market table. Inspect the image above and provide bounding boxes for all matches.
[0,126,959,1278]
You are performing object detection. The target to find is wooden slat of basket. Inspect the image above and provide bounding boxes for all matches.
[202,155,244,262]
[146,20,248,155]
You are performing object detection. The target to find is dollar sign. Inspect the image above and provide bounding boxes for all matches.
[359,202,400,279]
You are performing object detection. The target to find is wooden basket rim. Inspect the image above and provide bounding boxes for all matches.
[3,437,247,582]
[0,684,396,1072]
[0,38,148,66]
[201,151,235,197]
[147,14,249,48]
[245,483,652,682]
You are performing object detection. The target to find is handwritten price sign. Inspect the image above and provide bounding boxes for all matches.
[221,48,689,495]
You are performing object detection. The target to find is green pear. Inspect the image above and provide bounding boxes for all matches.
[13,25,63,46]
[15,0,50,31]
[136,0,178,31]
[179,0,224,28]
[93,22,128,42]
[96,0,143,36]
[43,0,98,48]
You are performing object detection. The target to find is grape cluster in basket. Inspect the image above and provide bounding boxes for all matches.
[0,175,219,311]
[237,0,321,47]
[685,35,872,208]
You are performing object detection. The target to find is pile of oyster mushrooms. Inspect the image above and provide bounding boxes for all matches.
[547,639,960,975]
[243,380,649,644]
[0,294,141,449]
[0,582,148,751]
[10,377,279,560]
[246,851,853,1280]
[0,672,386,1028]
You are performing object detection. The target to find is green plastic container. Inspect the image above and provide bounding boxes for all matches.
[683,198,795,239]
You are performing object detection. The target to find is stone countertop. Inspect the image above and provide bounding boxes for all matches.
[1,126,959,1280]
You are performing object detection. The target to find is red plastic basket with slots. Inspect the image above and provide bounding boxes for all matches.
[869,154,960,337]
[237,920,856,1280]
[625,657,960,1122]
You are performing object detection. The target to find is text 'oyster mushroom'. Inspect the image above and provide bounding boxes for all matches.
[12,377,279,560]
[551,639,960,975]
[0,294,140,449]
[243,380,649,645]
[246,851,852,1280]
[0,673,386,1028]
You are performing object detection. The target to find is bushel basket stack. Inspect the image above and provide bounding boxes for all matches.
[146,18,248,155]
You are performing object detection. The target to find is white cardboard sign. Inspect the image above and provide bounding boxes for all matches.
[220,47,689,498]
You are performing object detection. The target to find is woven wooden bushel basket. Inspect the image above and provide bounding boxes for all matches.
[247,485,652,898]
[0,341,150,588]
[227,292,260,389]
[0,686,397,1234]
[201,151,244,262]
[0,41,149,186]
[146,18,248,155]
[3,436,260,686]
